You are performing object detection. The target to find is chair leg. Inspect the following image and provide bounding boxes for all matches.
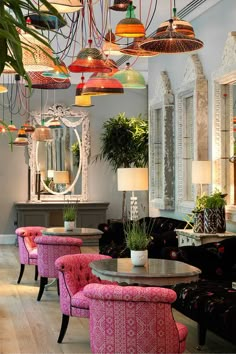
[57,279,60,296]
[57,314,70,343]
[17,264,25,284]
[37,277,48,301]
[34,266,38,281]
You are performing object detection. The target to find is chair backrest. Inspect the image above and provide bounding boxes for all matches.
[84,283,183,354]
[35,236,82,278]
[55,253,112,316]
[15,226,46,264]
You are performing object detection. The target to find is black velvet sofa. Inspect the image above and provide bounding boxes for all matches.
[163,238,236,348]
[98,216,188,258]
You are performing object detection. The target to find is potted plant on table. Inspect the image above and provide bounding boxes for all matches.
[63,203,77,231]
[125,220,152,266]
[204,190,227,233]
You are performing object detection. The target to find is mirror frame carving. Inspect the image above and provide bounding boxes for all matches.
[175,54,208,214]
[28,104,90,202]
[149,71,175,214]
[213,31,236,219]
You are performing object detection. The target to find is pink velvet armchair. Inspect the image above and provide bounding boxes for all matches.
[35,235,82,302]
[55,253,112,343]
[84,283,188,354]
[15,226,46,284]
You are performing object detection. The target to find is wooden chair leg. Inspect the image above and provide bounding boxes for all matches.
[17,264,25,284]
[57,314,70,343]
[34,265,38,281]
[37,277,48,301]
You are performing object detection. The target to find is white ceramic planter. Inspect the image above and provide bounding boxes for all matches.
[64,221,75,231]
[130,249,148,266]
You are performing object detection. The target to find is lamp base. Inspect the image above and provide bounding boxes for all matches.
[130,196,138,221]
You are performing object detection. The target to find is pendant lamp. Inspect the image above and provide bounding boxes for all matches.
[40,0,83,13]
[0,85,8,93]
[140,19,203,54]
[73,76,94,107]
[21,22,55,72]
[13,128,29,146]
[102,30,122,56]
[47,118,63,128]
[33,124,52,141]
[109,0,136,11]
[21,122,35,133]
[24,13,66,30]
[120,37,159,57]
[113,63,146,89]
[82,73,124,96]
[115,1,145,38]
[69,40,112,73]
[27,71,71,89]
[42,57,70,79]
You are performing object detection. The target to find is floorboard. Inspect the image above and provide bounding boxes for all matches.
[0,245,235,353]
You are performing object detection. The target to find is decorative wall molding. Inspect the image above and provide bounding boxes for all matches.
[176,54,208,214]
[149,71,175,214]
[213,32,236,214]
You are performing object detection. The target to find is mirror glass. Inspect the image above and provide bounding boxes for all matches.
[28,105,90,202]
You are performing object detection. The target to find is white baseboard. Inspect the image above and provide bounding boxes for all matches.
[0,234,16,244]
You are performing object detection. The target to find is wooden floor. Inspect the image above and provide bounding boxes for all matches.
[1,244,236,354]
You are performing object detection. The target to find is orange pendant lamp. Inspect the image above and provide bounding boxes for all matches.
[115,1,145,38]
[73,76,94,107]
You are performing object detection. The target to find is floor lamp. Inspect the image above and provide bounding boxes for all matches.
[117,168,148,221]
[192,161,212,196]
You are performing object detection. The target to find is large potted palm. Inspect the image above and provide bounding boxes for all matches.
[95,112,148,220]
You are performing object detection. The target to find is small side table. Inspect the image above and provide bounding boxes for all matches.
[176,229,236,247]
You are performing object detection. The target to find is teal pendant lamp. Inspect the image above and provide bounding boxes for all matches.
[113,63,146,89]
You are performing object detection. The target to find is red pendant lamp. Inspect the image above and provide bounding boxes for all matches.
[82,73,124,96]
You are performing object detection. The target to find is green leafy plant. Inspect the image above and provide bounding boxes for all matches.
[193,194,208,212]
[71,142,80,166]
[0,0,65,86]
[125,220,152,251]
[63,202,76,222]
[205,189,227,209]
[95,112,148,170]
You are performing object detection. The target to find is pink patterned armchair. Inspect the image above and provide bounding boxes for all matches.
[84,283,188,354]
[34,235,82,302]
[15,226,46,284]
[55,253,112,343]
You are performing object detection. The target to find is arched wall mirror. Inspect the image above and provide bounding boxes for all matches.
[213,31,236,220]
[28,104,90,202]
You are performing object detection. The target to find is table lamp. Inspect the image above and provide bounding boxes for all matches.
[117,167,148,220]
[53,170,70,192]
[192,160,211,196]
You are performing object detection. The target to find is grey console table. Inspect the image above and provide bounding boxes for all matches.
[15,202,109,229]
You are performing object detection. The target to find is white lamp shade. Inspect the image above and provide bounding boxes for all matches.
[47,170,54,178]
[192,161,211,184]
[117,168,148,191]
[53,171,69,184]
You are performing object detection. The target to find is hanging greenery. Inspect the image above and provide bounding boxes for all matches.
[0,0,65,86]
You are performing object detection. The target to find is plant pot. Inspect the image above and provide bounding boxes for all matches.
[130,249,148,266]
[216,207,226,233]
[204,208,217,234]
[64,221,75,231]
[193,211,204,233]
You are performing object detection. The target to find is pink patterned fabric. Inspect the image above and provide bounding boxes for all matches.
[84,283,188,354]
[55,253,112,317]
[16,226,46,265]
[35,236,82,279]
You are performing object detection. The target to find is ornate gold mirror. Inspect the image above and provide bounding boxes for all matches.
[28,104,90,201]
